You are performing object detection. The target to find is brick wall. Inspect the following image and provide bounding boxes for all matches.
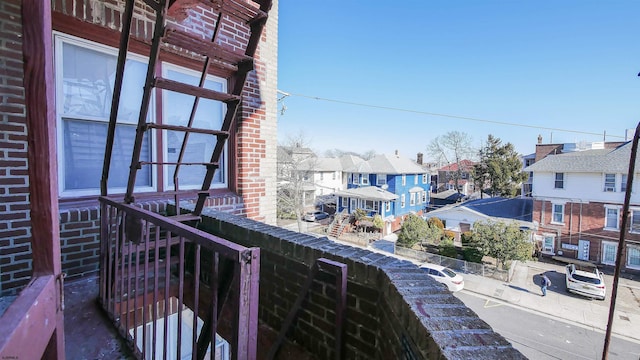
[50,0,278,226]
[0,0,277,295]
[534,199,640,270]
[0,0,32,295]
[196,207,524,359]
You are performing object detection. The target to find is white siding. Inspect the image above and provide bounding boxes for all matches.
[532,171,640,204]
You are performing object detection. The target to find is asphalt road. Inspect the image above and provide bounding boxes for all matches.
[456,291,640,360]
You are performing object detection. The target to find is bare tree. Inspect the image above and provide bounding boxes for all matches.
[427,131,475,193]
[277,133,318,232]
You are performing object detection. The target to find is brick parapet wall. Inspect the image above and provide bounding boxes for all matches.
[193,206,524,359]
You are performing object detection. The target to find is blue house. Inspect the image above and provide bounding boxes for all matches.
[335,152,430,234]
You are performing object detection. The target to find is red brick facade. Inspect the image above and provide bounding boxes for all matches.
[533,199,640,272]
[0,0,277,295]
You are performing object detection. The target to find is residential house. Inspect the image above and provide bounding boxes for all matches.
[424,197,534,243]
[436,159,476,195]
[336,152,431,234]
[525,141,640,273]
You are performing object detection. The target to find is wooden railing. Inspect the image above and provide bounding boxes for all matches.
[99,197,260,360]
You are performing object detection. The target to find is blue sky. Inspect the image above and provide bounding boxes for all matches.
[276,1,640,161]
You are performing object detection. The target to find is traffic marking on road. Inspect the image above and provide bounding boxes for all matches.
[484,299,503,308]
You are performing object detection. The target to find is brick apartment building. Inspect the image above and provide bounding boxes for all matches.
[526,140,640,273]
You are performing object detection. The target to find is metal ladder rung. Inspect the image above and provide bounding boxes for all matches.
[162,28,254,71]
[139,161,219,168]
[154,77,241,103]
[143,123,229,137]
[207,0,267,24]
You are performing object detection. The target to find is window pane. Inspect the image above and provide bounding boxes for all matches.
[605,208,618,228]
[632,212,640,232]
[555,173,564,189]
[63,119,151,190]
[61,42,146,123]
[621,174,628,192]
[164,69,224,188]
[553,204,563,223]
[603,243,616,263]
[628,247,640,266]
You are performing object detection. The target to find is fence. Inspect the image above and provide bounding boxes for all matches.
[394,247,514,282]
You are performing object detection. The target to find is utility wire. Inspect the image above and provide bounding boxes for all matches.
[278,90,626,139]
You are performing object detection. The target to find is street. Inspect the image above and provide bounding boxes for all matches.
[456,291,640,360]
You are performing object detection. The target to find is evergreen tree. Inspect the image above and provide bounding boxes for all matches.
[473,135,528,197]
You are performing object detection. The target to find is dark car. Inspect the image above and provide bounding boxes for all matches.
[303,211,329,222]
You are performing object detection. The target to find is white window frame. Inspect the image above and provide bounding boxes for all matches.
[604,205,620,230]
[602,241,617,265]
[161,63,227,191]
[627,244,640,270]
[631,208,640,234]
[604,173,616,192]
[341,197,347,208]
[401,194,406,208]
[410,193,416,206]
[361,173,369,185]
[377,174,387,186]
[350,198,357,213]
[414,175,418,185]
[551,203,564,224]
[385,201,391,212]
[422,191,427,203]
[402,174,406,186]
[554,172,564,189]
[422,173,428,184]
[621,174,628,192]
[55,33,157,197]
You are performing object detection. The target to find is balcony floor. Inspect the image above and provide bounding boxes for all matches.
[64,275,316,360]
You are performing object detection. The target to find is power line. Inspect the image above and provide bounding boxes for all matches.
[278,90,626,139]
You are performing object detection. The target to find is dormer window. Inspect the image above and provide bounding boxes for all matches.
[377,174,387,186]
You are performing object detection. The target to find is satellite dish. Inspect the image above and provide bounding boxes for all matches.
[381,184,388,190]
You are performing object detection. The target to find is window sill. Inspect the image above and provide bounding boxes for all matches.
[603,227,620,232]
[550,221,565,226]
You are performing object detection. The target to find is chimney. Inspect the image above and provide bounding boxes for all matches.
[417,152,423,165]
[395,149,399,156]
[537,134,543,144]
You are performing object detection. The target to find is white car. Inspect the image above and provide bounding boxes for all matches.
[420,264,464,292]
[303,211,329,222]
[565,263,606,300]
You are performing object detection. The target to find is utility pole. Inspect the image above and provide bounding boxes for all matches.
[601,122,640,359]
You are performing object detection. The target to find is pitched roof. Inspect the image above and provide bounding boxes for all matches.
[438,159,475,172]
[335,186,399,201]
[366,153,425,174]
[524,142,633,173]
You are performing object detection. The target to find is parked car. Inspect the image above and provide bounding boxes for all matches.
[420,264,464,292]
[303,211,329,222]
[565,263,606,300]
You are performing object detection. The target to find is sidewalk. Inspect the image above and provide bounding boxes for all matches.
[462,260,640,343]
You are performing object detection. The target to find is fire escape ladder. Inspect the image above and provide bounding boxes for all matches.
[102,0,272,221]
